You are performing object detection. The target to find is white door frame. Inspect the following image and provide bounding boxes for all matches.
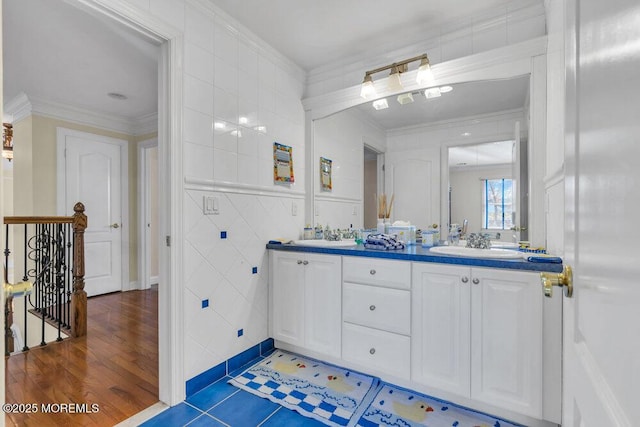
[138,138,158,290]
[56,127,130,294]
[67,0,185,406]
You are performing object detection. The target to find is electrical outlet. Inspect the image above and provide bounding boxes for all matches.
[292,202,298,216]
[352,205,358,216]
[315,205,320,216]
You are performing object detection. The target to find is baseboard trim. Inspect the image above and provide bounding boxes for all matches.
[185,338,275,397]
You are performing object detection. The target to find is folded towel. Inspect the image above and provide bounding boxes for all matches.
[527,256,562,264]
[365,233,405,250]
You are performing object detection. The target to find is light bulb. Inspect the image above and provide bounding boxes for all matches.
[424,87,442,99]
[360,74,377,99]
[387,66,403,92]
[416,56,435,86]
[372,99,389,110]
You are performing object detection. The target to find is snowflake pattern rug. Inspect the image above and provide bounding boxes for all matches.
[229,350,380,426]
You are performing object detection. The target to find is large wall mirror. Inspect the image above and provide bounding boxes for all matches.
[310,76,531,240]
[303,39,547,243]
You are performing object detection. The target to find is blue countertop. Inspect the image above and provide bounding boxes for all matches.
[266,243,563,273]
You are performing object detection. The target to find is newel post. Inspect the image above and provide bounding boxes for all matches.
[71,202,87,338]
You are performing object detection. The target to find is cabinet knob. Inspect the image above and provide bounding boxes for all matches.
[303,260,309,265]
[297,260,303,265]
[369,305,376,311]
[472,278,480,285]
[370,269,376,275]
[369,348,376,355]
[461,277,469,283]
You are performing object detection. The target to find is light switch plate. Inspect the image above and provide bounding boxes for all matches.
[203,196,219,215]
[292,202,298,216]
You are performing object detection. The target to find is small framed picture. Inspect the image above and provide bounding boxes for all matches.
[320,157,332,191]
[273,142,294,183]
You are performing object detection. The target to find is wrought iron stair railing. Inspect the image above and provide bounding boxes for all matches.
[3,203,87,355]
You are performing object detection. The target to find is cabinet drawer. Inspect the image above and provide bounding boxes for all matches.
[342,257,410,290]
[342,322,410,379]
[343,282,410,335]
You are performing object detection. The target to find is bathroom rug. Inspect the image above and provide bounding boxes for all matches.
[228,349,379,427]
[356,383,523,427]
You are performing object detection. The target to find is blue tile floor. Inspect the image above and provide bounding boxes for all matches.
[140,351,514,427]
[140,374,325,426]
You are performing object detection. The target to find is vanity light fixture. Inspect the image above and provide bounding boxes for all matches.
[360,53,433,99]
[372,98,389,110]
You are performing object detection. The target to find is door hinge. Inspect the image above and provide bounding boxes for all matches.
[165,235,171,247]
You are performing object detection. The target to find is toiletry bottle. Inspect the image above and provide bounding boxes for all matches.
[315,224,323,240]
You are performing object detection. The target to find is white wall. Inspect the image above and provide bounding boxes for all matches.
[313,109,385,229]
[177,1,307,380]
[543,0,565,256]
[386,110,525,230]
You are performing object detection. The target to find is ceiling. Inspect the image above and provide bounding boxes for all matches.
[3,0,159,121]
[209,0,516,71]
[3,0,526,130]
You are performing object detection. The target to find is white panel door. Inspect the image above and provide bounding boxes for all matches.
[60,128,125,297]
[562,0,640,425]
[411,263,471,398]
[391,159,431,226]
[304,254,341,358]
[470,268,542,418]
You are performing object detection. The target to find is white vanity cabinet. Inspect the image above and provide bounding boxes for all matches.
[270,251,342,358]
[412,263,545,419]
[341,257,411,379]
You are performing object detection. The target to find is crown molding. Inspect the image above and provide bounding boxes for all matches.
[3,93,157,136]
[4,93,33,123]
[387,108,525,138]
[189,0,306,84]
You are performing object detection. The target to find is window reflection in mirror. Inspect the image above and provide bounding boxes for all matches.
[448,139,528,242]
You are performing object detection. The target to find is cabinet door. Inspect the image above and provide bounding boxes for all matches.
[470,268,543,418]
[304,254,342,357]
[270,251,305,347]
[412,264,471,397]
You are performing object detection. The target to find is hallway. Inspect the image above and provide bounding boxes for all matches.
[5,288,158,426]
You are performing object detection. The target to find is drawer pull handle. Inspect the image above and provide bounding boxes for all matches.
[370,269,376,275]
[472,278,480,285]
[303,260,309,265]
[297,260,303,265]
[369,305,376,311]
[369,348,376,355]
[461,277,469,283]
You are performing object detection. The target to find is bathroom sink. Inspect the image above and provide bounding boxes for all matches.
[429,245,522,259]
[293,239,358,247]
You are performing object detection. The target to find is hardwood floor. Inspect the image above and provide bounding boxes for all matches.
[5,288,158,426]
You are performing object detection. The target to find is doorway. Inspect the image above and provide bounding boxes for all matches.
[138,138,159,290]
[2,0,183,410]
[363,146,383,229]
